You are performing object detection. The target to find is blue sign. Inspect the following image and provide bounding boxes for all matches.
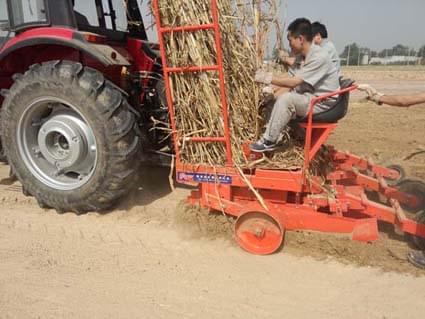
[177,172,232,185]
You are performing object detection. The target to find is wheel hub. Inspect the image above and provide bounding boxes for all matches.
[38,113,90,171]
[17,97,97,191]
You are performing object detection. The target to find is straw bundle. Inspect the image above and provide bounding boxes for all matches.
[153,0,307,169]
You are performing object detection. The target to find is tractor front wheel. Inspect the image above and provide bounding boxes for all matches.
[1,61,141,213]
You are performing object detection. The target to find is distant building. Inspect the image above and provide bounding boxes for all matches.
[369,56,420,65]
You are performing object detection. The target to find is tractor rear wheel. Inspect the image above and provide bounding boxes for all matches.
[0,112,7,163]
[0,61,141,213]
[0,140,6,162]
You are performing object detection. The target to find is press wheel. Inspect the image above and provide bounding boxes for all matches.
[235,212,284,255]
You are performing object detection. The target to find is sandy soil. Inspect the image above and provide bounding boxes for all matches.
[343,66,425,102]
[1,68,425,318]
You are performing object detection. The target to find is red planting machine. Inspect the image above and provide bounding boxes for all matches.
[152,0,425,254]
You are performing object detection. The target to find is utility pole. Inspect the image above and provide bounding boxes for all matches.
[346,44,351,66]
[407,47,411,66]
[421,46,425,64]
[357,48,361,66]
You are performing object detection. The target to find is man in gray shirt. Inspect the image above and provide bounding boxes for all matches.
[312,22,341,74]
[252,18,340,152]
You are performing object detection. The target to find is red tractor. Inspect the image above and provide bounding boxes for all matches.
[0,0,169,213]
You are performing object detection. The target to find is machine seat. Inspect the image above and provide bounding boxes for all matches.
[299,78,355,124]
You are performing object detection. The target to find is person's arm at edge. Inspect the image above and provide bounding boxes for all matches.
[379,93,425,107]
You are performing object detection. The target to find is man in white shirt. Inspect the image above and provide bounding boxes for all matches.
[312,22,341,74]
[252,18,340,152]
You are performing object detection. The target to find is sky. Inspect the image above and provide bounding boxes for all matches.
[3,0,423,55]
[141,0,425,54]
[282,0,425,53]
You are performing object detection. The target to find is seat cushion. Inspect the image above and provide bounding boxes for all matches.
[299,78,355,123]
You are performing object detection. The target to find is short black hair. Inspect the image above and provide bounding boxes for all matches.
[311,22,328,39]
[287,18,313,42]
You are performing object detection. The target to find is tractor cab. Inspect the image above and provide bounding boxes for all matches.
[0,0,148,41]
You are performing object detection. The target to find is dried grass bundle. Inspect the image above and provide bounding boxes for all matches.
[153,0,307,169]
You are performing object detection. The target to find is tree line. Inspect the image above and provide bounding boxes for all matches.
[340,43,425,66]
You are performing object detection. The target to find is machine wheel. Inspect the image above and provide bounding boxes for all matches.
[235,212,284,255]
[1,61,141,213]
[396,179,425,214]
[412,211,425,250]
[385,164,406,186]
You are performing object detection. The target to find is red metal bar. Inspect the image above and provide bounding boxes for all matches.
[165,65,220,73]
[211,0,233,166]
[299,124,337,161]
[160,24,215,33]
[331,150,401,180]
[185,137,227,143]
[354,173,419,207]
[344,193,425,239]
[152,0,181,163]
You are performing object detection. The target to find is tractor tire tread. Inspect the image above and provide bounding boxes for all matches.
[1,60,141,213]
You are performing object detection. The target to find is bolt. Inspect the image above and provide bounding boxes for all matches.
[72,136,79,143]
[53,170,60,177]
[255,228,265,239]
[32,147,41,157]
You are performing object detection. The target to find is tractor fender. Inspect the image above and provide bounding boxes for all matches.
[0,27,129,67]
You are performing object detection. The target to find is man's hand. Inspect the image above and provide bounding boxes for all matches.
[255,70,273,85]
[278,49,290,64]
[262,85,274,95]
[358,84,384,104]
